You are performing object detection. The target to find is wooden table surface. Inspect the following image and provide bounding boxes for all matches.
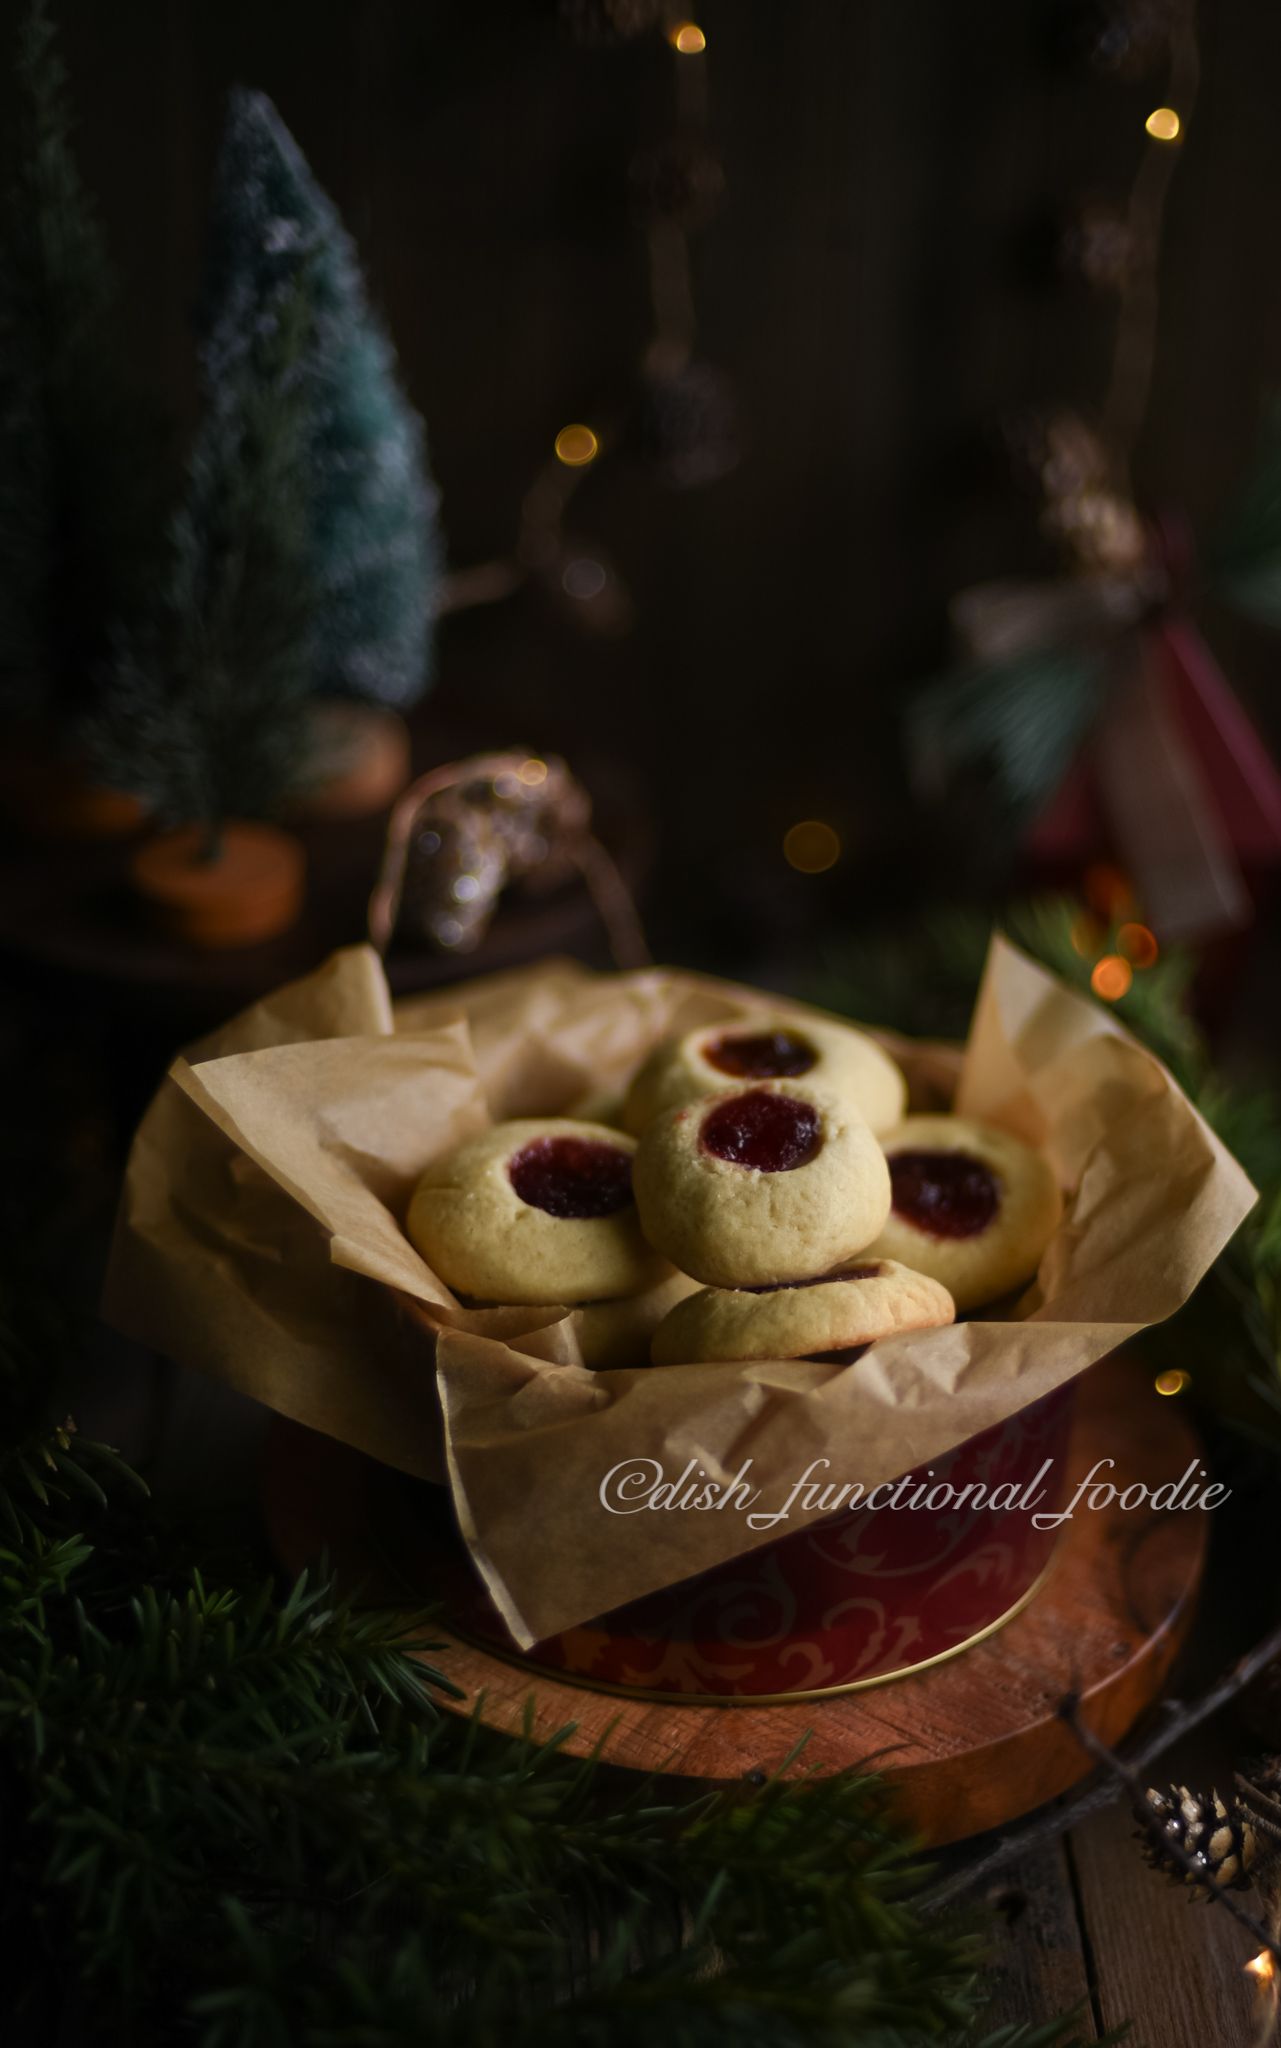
[950,1710,1265,2044]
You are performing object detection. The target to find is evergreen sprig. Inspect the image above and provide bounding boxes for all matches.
[907,647,1110,827]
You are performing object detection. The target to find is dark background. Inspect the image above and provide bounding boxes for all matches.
[8,0,1281,974]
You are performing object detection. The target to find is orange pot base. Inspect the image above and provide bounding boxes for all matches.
[130,823,306,948]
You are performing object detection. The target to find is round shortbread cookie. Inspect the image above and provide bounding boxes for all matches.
[407,1119,669,1306]
[651,1257,954,1366]
[857,1114,1063,1313]
[623,1013,905,1136]
[576,1269,703,1369]
[632,1079,891,1289]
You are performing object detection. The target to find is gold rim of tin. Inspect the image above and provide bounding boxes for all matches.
[439,1546,1061,1707]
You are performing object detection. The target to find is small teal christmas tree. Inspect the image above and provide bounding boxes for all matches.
[85,265,315,836]
[200,88,441,709]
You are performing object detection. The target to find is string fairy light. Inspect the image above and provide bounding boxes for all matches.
[783,822,841,874]
[1118,920,1158,966]
[1070,911,1104,957]
[554,424,599,466]
[668,21,705,53]
[1144,105,1181,140]
[1154,1369,1190,1396]
[436,11,735,634]
[1090,954,1133,1000]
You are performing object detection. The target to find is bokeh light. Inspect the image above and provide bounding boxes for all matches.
[1070,911,1104,959]
[1091,954,1133,1001]
[562,558,607,600]
[669,22,706,53]
[783,821,840,873]
[1085,862,1136,922]
[1154,1369,1190,1396]
[1145,106,1181,140]
[518,758,548,786]
[554,424,598,466]
[1118,921,1159,968]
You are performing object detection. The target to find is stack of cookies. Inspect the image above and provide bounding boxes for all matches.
[406,1013,1064,1370]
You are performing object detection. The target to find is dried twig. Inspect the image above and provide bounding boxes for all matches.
[916,1613,1281,1917]
[1102,0,1201,475]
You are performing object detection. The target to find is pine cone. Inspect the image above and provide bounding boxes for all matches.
[1134,1784,1258,1900]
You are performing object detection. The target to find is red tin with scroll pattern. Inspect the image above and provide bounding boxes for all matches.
[382,1383,1074,1701]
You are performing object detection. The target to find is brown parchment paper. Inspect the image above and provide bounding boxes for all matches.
[103,937,1257,1647]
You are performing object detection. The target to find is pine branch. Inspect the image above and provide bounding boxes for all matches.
[907,646,1110,823]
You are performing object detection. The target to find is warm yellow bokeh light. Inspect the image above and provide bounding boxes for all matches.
[783,821,840,874]
[1246,1952,1276,1983]
[518,758,548,786]
[1145,106,1181,141]
[1091,954,1133,1001]
[669,22,707,53]
[554,424,598,467]
[1070,911,1103,959]
[1085,862,1135,922]
[1154,1369,1190,1397]
[1118,921,1159,968]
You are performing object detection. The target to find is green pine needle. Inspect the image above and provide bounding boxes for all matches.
[908,648,1108,820]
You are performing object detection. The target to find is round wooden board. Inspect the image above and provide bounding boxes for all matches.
[263,1352,1206,1846]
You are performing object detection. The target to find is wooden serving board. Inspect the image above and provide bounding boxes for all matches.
[263,1351,1206,1846]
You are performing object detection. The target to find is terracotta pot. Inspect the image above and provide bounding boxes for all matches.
[0,734,147,840]
[130,822,306,949]
[286,702,412,822]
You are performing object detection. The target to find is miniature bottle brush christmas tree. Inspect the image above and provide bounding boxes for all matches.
[85,85,443,943]
[200,87,441,712]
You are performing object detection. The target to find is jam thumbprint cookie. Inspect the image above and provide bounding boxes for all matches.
[632,1079,891,1289]
[623,1013,906,1136]
[858,1114,1063,1313]
[407,1119,669,1305]
[650,1258,954,1366]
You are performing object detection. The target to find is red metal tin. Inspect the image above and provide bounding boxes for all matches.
[381,1383,1075,1702]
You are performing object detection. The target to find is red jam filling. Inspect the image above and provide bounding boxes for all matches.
[889,1150,1000,1240]
[706,1028,817,1080]
[508,1137,634,1219]
[739,1265,882,1295]
[700,1090,820,1172]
